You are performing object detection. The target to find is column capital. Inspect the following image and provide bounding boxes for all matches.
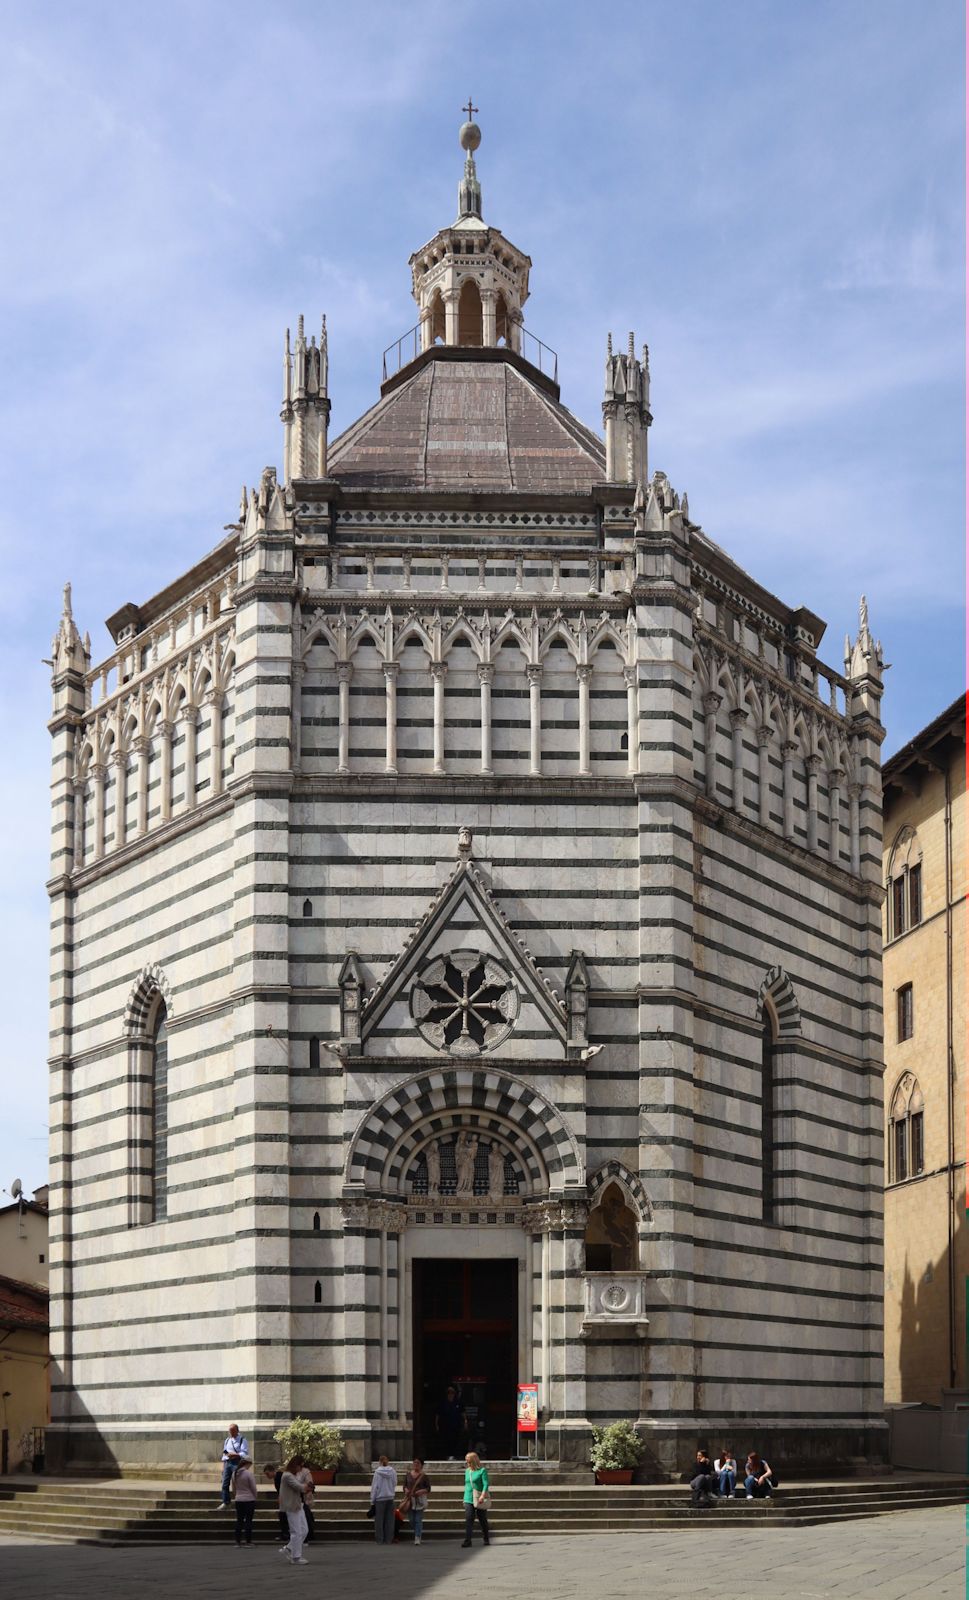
[729,707,748,730]
[158,719,176,741]
[382,661,399,682]
[90,762,107,782]
[525,663,543,684]
[756,724,772,748]
[336,662,353,684]
[805,752,822,775]
[702,692,722,716]
[133,735,151,757]
[204,686,225,709]
[827,765,845,786]
[111,748,128,770]
[522,1196,589,1235]
[623,666,637,689]
[430,661,447,682]
[576,664,593,684]
[477,663,495,685]
[781,739,799,759]
[179,702,200,727]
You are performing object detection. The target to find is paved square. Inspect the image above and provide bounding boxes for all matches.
[0,1506,963,1599]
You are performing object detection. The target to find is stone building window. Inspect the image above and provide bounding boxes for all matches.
[897,983,914,1042]
[886,828,923,940]
[151,1005,169,1221]
[761,1010,776,1222]
[584,1182,639,1271]
[889,1073,924,1183]
[410,950,519,1056]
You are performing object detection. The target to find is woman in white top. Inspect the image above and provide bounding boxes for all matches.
[370,1455,397,1544]
[278,1455,310,1564]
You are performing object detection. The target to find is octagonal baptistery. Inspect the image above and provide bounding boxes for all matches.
[46,118,887,1478]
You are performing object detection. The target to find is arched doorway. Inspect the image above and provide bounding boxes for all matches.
[457,278,483,345]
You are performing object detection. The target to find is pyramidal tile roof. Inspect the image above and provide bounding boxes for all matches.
[328,356,606,493]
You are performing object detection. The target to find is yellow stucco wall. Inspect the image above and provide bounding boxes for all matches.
[0,1328,50,1471]
[882,740,965,1404]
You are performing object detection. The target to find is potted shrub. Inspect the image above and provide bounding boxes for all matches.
[590,1421,646,1485]
[273,1417,345,1485]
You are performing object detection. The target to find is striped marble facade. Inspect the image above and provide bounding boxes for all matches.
[46,341,886,1476]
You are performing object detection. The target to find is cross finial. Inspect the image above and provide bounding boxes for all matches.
[462,96,478,121]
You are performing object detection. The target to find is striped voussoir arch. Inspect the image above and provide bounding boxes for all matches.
[587,1159,653,1223]
[122,962,173,1038]
[756,965,801,1037]
[345,1065,582,1195]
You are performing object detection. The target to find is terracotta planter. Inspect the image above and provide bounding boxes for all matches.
[310,1468,336,1485]
[595,1469,633,1484]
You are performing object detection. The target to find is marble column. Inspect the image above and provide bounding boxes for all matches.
[290,665,303,774]
[383,663,398,774]
[526,664,542,777]
[158,726,175,825]
[336,663,352,774]
[112,749,128,849]
[481,288,497,347]
[805,753,821,851]
[443,288,460,346]
[730,708,748,812]
[624,666,639,776]
[91,764,106,861]
[577,664,592,776]
[782,740,798,841]
[431,662,446,775]
[703,693,722,799]
[134,737,150,836]
[180,704,199,813]
[827,766,844,866]
[207,689,225,798]
[478,662,494,775]
[757,725,772,829]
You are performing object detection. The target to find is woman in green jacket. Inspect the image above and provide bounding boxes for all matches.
[461,1451,491,1547]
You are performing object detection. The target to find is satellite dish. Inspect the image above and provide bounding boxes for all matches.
[10,1179,22,1199]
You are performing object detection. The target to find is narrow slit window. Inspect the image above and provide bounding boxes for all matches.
[891,877,906,938]
[314,1280,322,1304]
[897,984,914,1042]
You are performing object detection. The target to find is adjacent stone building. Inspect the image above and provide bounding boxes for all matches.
[881,697,965,1409]
[47,120,887,1476]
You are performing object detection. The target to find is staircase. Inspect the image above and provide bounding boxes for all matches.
[0,1469,964,1544]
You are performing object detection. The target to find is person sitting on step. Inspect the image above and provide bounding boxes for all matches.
[714,1445,739,1498]
[690,1447,716,1507]
[744,1451,775,1499]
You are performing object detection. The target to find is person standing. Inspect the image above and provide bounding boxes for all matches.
[295,1461,316,1543]
[232,1456,258,1546]
[263,1462,289,1541]
[400,1456,432,1546]
[435,1385,466,1459]
[461,1451,490,1547]
[370,1455,397,1544]
[278,1455,310,1564]
[217,1423,250,1509]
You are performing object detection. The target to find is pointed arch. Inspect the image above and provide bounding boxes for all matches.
[124,962,174,1039]
[587,1160,653,1223]
[756,965,801,1038]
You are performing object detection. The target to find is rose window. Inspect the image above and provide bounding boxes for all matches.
[410,950,519,1056]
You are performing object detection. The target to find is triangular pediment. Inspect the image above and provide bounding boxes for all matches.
[356,858,567,1055]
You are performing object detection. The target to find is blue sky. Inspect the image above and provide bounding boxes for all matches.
[0,0,963,1191]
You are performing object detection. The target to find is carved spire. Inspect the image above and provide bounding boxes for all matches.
[281,312,331,484]
[457,103,483,220]
[602,329,651,483]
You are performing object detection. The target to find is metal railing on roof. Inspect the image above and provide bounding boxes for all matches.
[381,325,559,385]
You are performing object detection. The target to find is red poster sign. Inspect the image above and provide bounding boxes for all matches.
[516,1383,539,1432]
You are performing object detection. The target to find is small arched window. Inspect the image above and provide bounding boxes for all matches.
[151,1003,169,1221]
[313,1212,321,1231]
[495,292,509,346]
[302,899,313,918]
[428,289,446,345]
[584,1182,638,1271]
[314,1280,322,1304]
[889,1073,924,1183]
